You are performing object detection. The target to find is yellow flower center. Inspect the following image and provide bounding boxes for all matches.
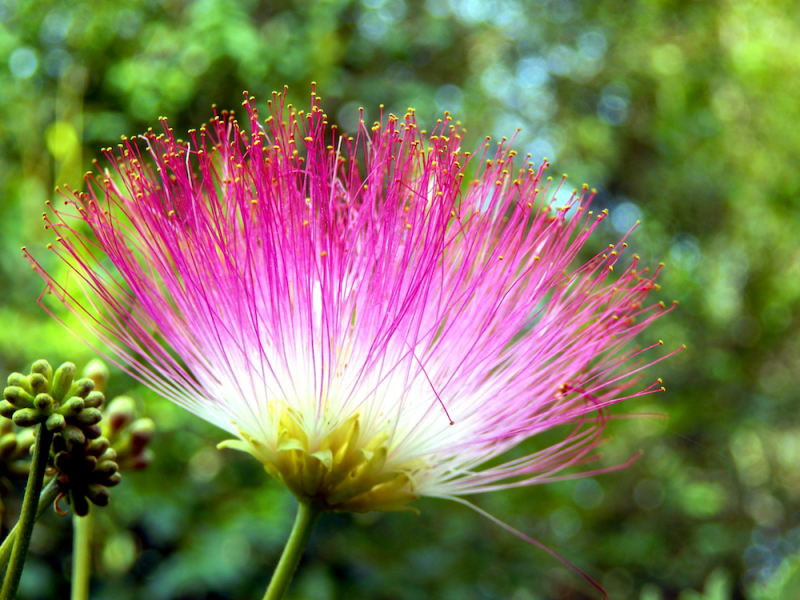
[219,411,424,513]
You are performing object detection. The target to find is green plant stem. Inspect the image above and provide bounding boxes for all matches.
[0,478,59,572]
[71,506,92,600]
[262,501,323,600]
[0,425,54,600]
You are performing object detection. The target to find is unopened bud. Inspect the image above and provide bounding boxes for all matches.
[0,401,17,419]
[83,424,102,440]
[46,413,66,432]
[58,397,85,418]
[33,393,53,413]
[106,397,136,432]
[86,438,109,457]
[130,418,155,453]
[95,460,118,478]
[83,391,104,409]
[98,448,117,463]
[86,484,110,506]
[82,360,110,393]
[50,362,76,402]
[71,493,90,517]
[105,472,122,486]
[29,373,48,395]
[54,451,71,472]
[13,408,42,427]
[7,374,31,394]
[52,435,67,455]
[67,378,94,399]
[30,360,53,384]
[62,424,86,446]
[74,408,102,426]
[4,387,34,409]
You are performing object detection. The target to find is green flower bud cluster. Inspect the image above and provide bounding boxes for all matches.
[83,360,155,472]
[1,361,104,443]
[52,435,121,517]
[102,397,155,471]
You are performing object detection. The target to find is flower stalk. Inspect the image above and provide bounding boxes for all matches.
[0,423,54,599]
[263,501,323,600]
[70,507,92,600]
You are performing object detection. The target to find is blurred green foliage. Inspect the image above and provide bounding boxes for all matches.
[1,0,799,598]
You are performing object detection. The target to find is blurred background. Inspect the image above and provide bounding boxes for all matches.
[1,0,799,598]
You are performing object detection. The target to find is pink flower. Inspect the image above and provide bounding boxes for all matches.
[29,88,678,517]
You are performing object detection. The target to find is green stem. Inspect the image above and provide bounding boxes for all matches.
[0,478,59,571]
[0,425,54,600]
[71,506,92,600]
[262,501,323,600]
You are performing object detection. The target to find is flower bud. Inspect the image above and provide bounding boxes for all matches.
[0,401,17,419]
[46,413,66,432]
[29,360,52,385]
[50,362,76,402]
[86,438,109,457]
[62,424,86,446]
[106,396,136,433]
[54,451,71,472]
[13,408,43,427]
[67,378,94,400]
[58,397,85,418]
[98,448,117,463]
[85,484,110,507]
[130,418,155,453]
[94,460,118,478]
[6,374,31,394]
[29,373,48,396]
[33,393,53,413]
[82,360,110,394]
[71,492,90,517]
[52,435,67,455]
[4,387,34,409]
[83,424,102,440]
[84,391,104,409]
[74,408,102,426]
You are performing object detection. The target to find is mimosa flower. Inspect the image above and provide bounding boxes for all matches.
[29,88,677,517]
